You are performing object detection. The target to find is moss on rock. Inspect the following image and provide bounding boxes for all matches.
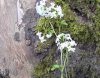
[34,38,54,54]
[33,45,57,78]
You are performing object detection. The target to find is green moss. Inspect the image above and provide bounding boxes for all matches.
[65,0,96,19]
[92,2,100,54]
[93,13,100,42]
[35,38,54,53]
[33,46,56,78]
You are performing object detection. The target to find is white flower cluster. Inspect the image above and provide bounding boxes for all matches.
[36,0,64,18]
[36,32,52,43]
[55,33,77,52]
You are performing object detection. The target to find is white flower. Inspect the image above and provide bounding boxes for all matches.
[65,34,72,40]
[58,42,67,51]
[39,36,46,43]
[56,33,77,52]
[55,33,64,44]
[50,2,55,8]
[46,33,52,38]
[56,33,65,40]
[36,3,43,15]
[36,32,42,37]
[70,40,77,46]
[36,0,46,16]
[35,0,64,18]
[55,5,64,18]
[36,32,46,43]
[68,47,75,52]
[51,11,57,18]
[40,0,46,6]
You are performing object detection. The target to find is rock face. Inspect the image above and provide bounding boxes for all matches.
[0,0,38,78]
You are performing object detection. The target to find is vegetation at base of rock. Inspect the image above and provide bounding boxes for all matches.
[33,45,57,78]
[33,0,100,78]
[34,38,55,53]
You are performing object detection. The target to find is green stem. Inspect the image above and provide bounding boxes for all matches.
[58,19,60,34]
[63,50,69,78]
[61,49,69,78]
[42,18,46,34]
[49,21,57,37]
[61,71,63,78]
[61,50,63,78]
[65,67,68,78]
[63,50,68,70]
[61,51,63,68]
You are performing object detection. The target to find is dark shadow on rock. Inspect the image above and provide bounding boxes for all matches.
[22,8,39,42]
[22,8,41,65]
[14,32,20,42]
[0,69,10,78]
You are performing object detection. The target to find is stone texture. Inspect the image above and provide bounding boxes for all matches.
[0,0,38,78]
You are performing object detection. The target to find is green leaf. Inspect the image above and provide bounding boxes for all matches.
[61,20,68,26]
[51,64,60,71]
[97,0,100,3]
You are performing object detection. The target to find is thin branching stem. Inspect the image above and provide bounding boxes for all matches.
[49,21,57,37]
